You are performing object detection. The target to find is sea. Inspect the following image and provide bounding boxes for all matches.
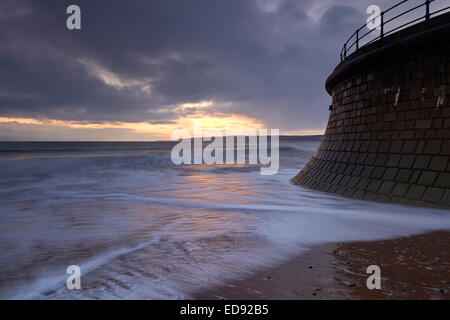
[1,137,450,299]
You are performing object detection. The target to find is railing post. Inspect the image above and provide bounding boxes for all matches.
[356,30,359,50]
[425,0,430,20]
[380,11,384,38]
[344,43,347,59]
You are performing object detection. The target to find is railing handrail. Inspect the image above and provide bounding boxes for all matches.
[340,0,450,61]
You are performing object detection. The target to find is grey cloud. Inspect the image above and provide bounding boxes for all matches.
[0,0,377,132]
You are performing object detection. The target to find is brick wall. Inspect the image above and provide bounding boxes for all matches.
[293,18,450,208]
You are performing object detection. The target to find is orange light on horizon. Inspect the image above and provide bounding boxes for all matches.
[0,113,266,141]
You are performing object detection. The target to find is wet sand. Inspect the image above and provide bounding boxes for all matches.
[194,231,450,300]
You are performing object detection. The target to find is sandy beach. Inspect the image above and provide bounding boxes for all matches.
[195,231,450,300]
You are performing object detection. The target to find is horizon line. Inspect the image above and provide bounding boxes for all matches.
[0,134,324,143]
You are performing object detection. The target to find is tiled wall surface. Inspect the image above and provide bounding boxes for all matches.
[294,44,450,208]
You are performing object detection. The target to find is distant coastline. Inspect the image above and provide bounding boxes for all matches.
[195,231,450,300]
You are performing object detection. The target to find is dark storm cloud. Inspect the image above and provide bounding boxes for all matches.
[0,0,369,130]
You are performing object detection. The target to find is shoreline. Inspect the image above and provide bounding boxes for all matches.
[194,243,350,300]
[194,231,450,300]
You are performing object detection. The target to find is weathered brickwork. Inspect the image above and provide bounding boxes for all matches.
[294,18,450,208]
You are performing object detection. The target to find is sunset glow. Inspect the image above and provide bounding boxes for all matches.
[0,113,266,141]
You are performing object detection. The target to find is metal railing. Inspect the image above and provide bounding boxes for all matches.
[340,0,450,61]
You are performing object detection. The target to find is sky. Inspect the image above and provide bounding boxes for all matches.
[0,0,431,141]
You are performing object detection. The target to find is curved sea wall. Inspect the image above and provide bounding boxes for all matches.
[294,13,450,208]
